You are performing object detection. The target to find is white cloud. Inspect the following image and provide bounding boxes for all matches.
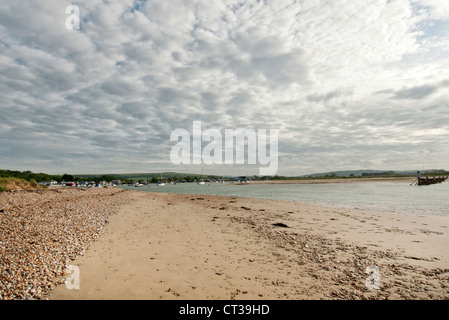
[0,0,448,175]
[413,0,449,20]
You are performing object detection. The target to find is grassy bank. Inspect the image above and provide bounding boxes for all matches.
[0,177,43,192]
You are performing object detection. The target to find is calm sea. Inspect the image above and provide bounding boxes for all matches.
[118,180,449,217]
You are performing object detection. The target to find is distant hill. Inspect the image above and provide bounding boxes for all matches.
[74,172,226,180]
[1,168,446,185]
[297,169,443,178]
[298,170,381,178]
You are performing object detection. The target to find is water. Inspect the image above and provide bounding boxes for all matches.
[118,181,449,217]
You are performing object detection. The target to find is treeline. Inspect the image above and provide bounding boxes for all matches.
[0,169,228,184]
[361,171,398,177]
[2,169,447,185]
[362,170,449,177]
[128,175,227,184]
[0,170,125,184]
[0,169,61,183]
[420,169,449,176]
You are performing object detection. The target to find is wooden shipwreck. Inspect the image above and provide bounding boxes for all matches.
[416,176,448,186]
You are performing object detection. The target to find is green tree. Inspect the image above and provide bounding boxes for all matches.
[61,174,74,182]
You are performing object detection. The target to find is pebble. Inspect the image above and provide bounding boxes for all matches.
[0,188,133,300]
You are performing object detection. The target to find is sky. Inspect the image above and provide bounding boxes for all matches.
[0,0,448,176]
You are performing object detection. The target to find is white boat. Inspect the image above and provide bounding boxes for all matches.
[198,167,206,185]
[135,183,143,187]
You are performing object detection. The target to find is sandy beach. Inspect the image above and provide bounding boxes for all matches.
[35,188,449,300]
[1,186,448,300]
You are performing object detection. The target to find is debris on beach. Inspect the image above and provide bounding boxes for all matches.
[230,214,449,300]
[272,222,290,228]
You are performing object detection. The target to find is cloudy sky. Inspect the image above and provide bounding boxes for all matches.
[0,0,448,176]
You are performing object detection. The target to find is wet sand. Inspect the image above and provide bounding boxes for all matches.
[46,189,448,300]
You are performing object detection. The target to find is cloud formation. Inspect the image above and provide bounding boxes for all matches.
[0,0,448,175]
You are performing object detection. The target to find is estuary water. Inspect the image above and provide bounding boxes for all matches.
[119,180,449,217]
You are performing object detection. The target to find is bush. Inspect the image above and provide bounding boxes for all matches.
[0,177,43,191]
[29,178,39,188]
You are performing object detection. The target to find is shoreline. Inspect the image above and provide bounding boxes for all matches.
[45,189,448,300]
[246,177,416,184]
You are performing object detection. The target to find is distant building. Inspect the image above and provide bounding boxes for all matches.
[39,180,58,186]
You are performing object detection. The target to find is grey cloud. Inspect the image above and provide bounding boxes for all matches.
[392,85,438,100]
[307,89,353,103]
[117,101,153,120]
[379,80,449,101]
[156,87,197,107]
[222,50,309,85]
[251,49,309,84]
[100,78,140,96]
[227,90,253,108]
[200,92,219,110]
[1,0,449,175]
[374,89,395,95]
[421,105,439,112]
[227,30,309,84]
